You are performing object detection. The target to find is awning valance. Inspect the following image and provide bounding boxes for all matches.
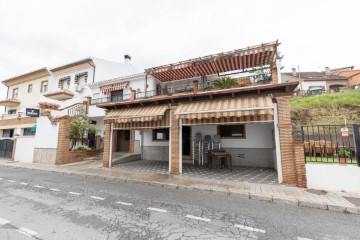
[101,81,129,93]
[175,96,273,120]
[105,105,169,123]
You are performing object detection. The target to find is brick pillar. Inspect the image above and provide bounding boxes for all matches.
[130,90,136,101]
[55,117,71,165]
[102,123,111,168]
[170,106,180,174]
[294,141,307,188]
[271,67,278,84]
[276,96,297,185]
[193,80,199,93]
[129,129,135,153]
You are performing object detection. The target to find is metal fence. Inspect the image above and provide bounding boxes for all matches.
[300,124,359,165]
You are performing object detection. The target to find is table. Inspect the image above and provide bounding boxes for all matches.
[208,150,232,172]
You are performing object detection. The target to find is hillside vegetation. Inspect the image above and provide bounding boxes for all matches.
[290,90,360,126]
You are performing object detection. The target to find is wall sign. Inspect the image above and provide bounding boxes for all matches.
[25,108,40,117]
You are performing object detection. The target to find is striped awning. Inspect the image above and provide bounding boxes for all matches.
[104,105,169,123]
[175,96,273,120]
[101,81,129,93]
[145,41,277,82]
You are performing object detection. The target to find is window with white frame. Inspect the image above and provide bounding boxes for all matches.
[23,127,35,136]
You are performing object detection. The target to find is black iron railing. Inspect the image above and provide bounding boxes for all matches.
[92,94,131,104]
[300,125,359,165]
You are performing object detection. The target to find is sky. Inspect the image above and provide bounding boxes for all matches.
[0,0,359,97]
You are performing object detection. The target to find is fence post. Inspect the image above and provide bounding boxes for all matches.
[352,124,360,167]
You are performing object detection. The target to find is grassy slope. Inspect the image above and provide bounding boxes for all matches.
[290,90,360,125]
[290,90,360,111]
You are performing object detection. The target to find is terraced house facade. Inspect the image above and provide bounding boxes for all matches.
[94,41,306,187]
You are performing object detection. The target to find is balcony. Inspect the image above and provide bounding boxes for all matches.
[93,76,273,105]
[0,98,20,107]
[43,89,74,101]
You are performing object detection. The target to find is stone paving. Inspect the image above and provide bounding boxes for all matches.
[113,160,279,185]
[0,159,359,215]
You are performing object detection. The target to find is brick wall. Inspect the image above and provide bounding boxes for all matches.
[276,96,297,185]
[271,68,278,84]
[170,106,180,174]
[293,141,307,188]
[55,117,100,165]
[102,123,111,168]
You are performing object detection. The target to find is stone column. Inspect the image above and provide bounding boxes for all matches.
[276,96,297,185]
[102,123,111,168]
[55,117,71,165]
[130,89,136,101]
[170,106,180,174]
[271,67,278,84]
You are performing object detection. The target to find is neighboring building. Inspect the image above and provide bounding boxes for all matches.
[0,56,138,163]
[94,41,306,187]
[282,67,349,95]
[336,69,360,88]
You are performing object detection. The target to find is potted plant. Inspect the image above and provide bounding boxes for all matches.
[338,149,350,164]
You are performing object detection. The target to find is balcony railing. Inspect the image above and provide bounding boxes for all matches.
[93,77,272,104]
[92,94,131,104]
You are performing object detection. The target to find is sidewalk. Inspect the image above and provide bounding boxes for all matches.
[1,159,359,215]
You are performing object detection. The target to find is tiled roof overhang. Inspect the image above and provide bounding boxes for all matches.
[145,41,278,82]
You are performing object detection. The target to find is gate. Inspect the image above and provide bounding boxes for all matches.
[0,139,14,159]
[300,124,359,166]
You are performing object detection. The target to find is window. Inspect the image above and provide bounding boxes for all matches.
[12,88,19,98]
[8,109,16,115]
[2,129,14,138]
[28,84,32,93]
[41,81,48,92]
[23,128,36,136]
[152,129,169,141]
[59,79,69,90]
[218,125,246,138]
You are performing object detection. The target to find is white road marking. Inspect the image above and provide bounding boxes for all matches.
[116,201,133,206]
[16,227,38,237]
[50,188,60,192]
[185,215,211,222]
[7,180,15,183]
[235,224,266,233]
[147,207,167,213]
[91,196,104,200]
[69,192,81,195]
[19,182,28,185]
[34,185,44,189]
[298,238,313,240]
[0,218,10,225]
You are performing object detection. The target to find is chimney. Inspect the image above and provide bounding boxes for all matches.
[325,67,330,75]
[292,67,297,77]
[124,54,131,64]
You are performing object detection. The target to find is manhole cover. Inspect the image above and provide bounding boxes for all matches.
[344,197,360,207]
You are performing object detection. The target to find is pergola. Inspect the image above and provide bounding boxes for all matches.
[145,41,279,82]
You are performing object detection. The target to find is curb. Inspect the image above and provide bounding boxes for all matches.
[1,163,359,215]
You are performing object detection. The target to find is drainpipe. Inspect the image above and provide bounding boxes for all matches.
[88,62,96,83]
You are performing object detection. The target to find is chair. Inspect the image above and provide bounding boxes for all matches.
[313,141,324,157]
[304,141,312,156]
[324,142,336,156]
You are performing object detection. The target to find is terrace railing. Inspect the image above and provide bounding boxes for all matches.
[299,124,360,166]
[92,76,272,104]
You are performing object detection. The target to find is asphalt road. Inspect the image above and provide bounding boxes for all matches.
[0,166,359,240]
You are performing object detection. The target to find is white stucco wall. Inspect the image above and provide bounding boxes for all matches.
[191,123,273,148]
[6,76,50,114]
[14,137,35,163]
[301,81,326,91]
[306,164,360,193]
[33,116,59,148]
[142,129,169,147]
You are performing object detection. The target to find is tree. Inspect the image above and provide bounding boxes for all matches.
[68,115,96,150]
[211,76,238,89]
